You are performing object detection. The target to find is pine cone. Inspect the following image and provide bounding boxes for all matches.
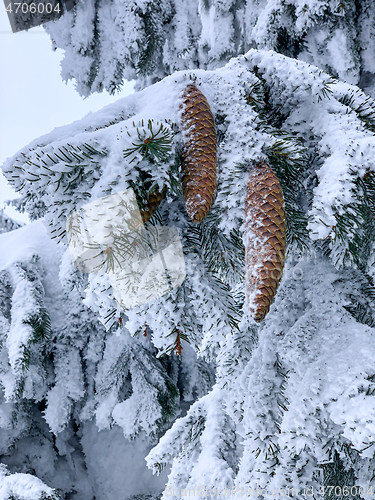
[135,174,166,224]
[180,84,217,223]
[137,186,166,224]
[244,160,286,322]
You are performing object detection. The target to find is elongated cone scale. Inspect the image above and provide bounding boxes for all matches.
[180,84,217,223]
[244,160,286,321]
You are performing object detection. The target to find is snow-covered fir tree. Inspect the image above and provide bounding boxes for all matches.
[2,47,375,499]
[45,0,375,95]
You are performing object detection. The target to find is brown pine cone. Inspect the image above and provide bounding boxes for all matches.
[137,186,166,224]
[244,160,286,322]
[135,174,166,224]
[180,84,217,223]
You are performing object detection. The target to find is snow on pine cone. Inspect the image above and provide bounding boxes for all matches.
[180,84,217,223]
[244,160,286,322]
[134,173,166,224]
[136,185,166,224]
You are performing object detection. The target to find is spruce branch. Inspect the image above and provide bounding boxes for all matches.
[123,120,173,164]
[23,307,52,344]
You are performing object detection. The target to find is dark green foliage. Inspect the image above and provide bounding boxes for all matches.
[274,5,307,59]
[275,27,305,59]
[4,260,54,377]
[8,143,106,242]
[142,354,179,438]
[245,79,310,252]
[338,92,375,135]
[245,74,290,129]
[184,206,245,284]
[136,3,172,77]
[163,324,191,356]
[321,450,361,500]
[130,171,161,204]
[335,269,375,328]
[331,93,375,267]
[167,152,183,197]
[8,193,47,221]
[155,375,180,431]
[218,324,257,395]
[23,308,52,344]
[157,259,240,355]
[124,120,175,223]
[96,341,180,441]
[189,414,206,450]
[0,271,12,322]
[96,346,132,399]
[127,169,166,224]
[21,143,106,187]
[183,216,242,334]
[328,169,375,270]
[40,492,61,500]
[348,170,375,268]
[266,139,310,252]
[123,120,174,164]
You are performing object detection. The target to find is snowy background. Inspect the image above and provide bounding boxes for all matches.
[0,7,134,224]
